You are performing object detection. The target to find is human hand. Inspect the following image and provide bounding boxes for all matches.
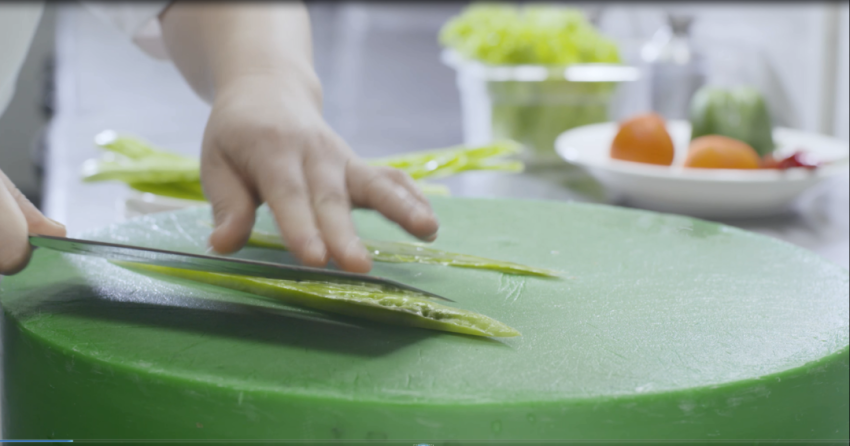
[158,2,438,273]
[201,74,439,273]
[0,169,66,275]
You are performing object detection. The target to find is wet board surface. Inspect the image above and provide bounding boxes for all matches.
[2,197,848,441]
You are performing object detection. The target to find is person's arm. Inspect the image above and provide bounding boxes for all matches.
[158,2,439,273]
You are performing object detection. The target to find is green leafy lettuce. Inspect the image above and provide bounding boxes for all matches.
[439,3,623,158]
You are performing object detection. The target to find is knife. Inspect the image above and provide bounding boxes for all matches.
[29,235,452,302]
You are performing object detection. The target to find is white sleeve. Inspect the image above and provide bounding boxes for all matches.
[80,1,174,60]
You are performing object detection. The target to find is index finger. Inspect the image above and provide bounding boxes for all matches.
[256,154,329,268]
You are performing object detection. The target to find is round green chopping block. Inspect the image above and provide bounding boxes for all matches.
[1,197,847,442]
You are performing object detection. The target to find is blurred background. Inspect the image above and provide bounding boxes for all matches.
[0,2,847,265]
[2,2,847,203]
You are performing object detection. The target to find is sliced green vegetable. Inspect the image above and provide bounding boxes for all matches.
[128,181,207,202]
[369,140,524,180]
[689,85,775,156]
[95,131,191,161]
[113,261,520,338]
[81,157,200,184]
[247,228,561,278]
[82,133,523,200]
[82,132,200,187]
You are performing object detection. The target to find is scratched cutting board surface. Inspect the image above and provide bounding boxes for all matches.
[1,197,847,439]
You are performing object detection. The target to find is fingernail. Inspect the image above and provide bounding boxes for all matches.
[344,238,370,263]
[305,236,327,263]
[46,217,65,229]
[410,204,433,224]
[214,214,231,231]
[420,231,438,243]
[205,237,224,255]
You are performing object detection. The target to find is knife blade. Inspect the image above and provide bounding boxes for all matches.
[29,235,452,302]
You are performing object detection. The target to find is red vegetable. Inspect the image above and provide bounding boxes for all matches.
[760,150,819,170]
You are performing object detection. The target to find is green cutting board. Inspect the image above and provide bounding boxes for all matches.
[1,197,848,443]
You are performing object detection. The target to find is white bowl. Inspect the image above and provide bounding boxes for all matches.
[555,120,850,219]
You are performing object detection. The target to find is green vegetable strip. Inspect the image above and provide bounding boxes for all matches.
[369,140,524,180]
[127,181,207,202]
[82,135,523,200]
[113,261,520,338]
[97,133,192,161]
[81,157,200,184]
[82,134,202,187]
[247,228,561,278]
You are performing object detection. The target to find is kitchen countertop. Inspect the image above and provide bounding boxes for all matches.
[1,3,847,434]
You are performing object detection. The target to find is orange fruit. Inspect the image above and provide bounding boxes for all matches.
[610,112,675,166]
[684,135,761,169]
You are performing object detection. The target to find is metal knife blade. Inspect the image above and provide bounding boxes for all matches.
[29,235,452,302]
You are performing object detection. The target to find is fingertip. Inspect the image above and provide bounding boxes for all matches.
[337,238,372,273]
[420,230,438,243]
[29,217,67,238]
[0,240,32,276]
[209,213,254,254]
[208,232,235,255]
[342,256,373,274]
[300,257,330,269]
[53,223,68,238]
[409,205,440,239]
[298,236,330,268]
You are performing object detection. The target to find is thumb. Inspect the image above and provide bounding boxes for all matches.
[0,170,65,237]
[0,177,29,275]
[202,150,257,254]
[0,170,64,275]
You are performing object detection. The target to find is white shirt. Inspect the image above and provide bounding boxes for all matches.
[0,1,172,118]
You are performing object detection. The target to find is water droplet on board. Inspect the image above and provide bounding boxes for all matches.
[527,413,536,424]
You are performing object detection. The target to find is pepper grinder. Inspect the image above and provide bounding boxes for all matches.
[641,12,706,120]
